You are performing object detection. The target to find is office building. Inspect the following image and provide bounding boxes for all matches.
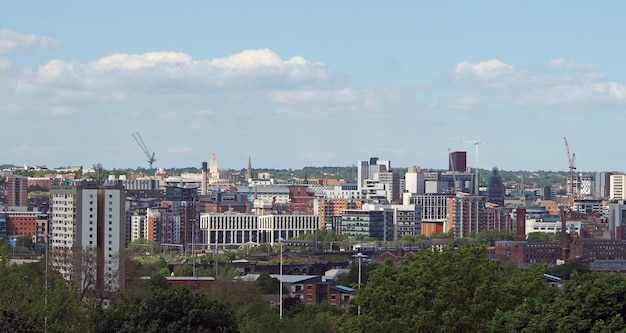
[449,151,467,172]
[357,157,390,191]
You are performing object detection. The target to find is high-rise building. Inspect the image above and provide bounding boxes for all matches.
[594,172,611,199]
[610,175,626,200]
[50,181,126,292]
[357,157,390,191]
[6,174,28,206]
[449,151,467,172]
[404,166,424,195]
[486,167,505,206]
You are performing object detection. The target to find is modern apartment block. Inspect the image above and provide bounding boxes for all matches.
[340,203,420,242]
[5,174,28,206]
[50,181,126,291]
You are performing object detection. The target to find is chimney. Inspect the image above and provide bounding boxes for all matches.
[201,162,208,195]
[560,208,570,260]
[515,207,526,241]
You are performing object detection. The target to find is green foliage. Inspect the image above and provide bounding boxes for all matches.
[237,300,343,333]
[527,232,561,242]
[91,287,238,333]
[469,230,516,246]
[336,262,380,288]
[173,264,193,277]
[546,262,590,280]
[490,272,626,333]
[0,262,87,333]
[136,257,169,276]
[255,273,282,294]
[204,279,265,312]
[336,245,546,333]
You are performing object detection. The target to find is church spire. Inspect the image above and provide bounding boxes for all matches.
[246,156,252,182]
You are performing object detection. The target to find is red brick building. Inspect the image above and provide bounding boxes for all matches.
[495,240,561,264]
[569,239,626,261]
[301,282,355,308]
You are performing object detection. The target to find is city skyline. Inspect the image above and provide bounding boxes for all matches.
[2,2,626,172]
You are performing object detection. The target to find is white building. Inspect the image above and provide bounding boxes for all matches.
[610,175,626,200]
[357,157,390,191]
[199,213,318,248]
[50,181,126,291]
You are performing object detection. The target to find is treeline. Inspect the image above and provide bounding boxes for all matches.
[2,244,625,332]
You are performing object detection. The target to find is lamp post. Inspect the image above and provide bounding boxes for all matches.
[279,237,284,320]
[352,253,368,316]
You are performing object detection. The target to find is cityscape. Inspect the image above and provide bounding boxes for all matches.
[4,1,626,332]
[2,149,626,331]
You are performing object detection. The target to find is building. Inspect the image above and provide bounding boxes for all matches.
[594,172,611,199]
[486,167,505,206]
[449,193,486,239]
[258,214,319,245]
[449,151,467,172]
[610,174,626,200]
[49,181,126,292]
[495,240,561,264]
[200,212,319,247]
[404,193,452,237]
[357,157,390,191]
[404,166,425,195]
[200,212,259,247]
[569,239,626,261]
[5,208,48,239]
[6,175,28,206]
[340,203,420,242]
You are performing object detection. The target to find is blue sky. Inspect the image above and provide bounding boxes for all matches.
[1,2,625,172]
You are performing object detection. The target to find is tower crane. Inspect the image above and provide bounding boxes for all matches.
[563,137,576,197]
[461,140,487,171]
[132,132,156,174]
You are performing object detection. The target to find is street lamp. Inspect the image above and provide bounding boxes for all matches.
[279,237,284,320]
[352,253,368,316]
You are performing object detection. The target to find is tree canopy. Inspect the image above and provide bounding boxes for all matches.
[336,244,545,333]
[91,287,238,333]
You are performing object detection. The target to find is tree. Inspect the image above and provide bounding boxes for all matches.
[255,272,282,294]
[0,261,88,333]
[336,245,545,333]
[546,262,590,280]
[491,272,626,333]
[91,287,238,333]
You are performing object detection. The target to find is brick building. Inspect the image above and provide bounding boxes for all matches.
[495,240,561,264]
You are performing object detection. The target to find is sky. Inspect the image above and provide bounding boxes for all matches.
[1,2,625,173]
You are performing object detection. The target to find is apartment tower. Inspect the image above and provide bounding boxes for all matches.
[50,181,126,292]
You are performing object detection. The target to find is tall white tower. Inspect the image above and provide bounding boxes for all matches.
[210,153,219,182]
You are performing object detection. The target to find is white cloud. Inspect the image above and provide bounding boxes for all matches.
[450,58,626,108]
[453,59,514,81]
[0,29,61,55]
[548,57,595,71]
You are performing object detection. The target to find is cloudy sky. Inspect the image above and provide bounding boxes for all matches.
[1,2,625,172]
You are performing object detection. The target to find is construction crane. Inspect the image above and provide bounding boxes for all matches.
[563,137,576,197]
[461,140,487,171]
[132,132,156,174]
